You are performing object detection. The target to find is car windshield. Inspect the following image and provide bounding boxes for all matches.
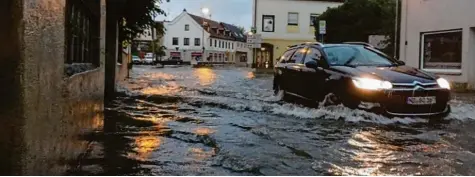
[323,46,398,67]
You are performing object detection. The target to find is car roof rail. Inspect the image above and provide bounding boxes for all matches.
[287,42,324,49]
[343,42,375,48]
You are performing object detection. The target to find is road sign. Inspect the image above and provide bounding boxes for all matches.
[247,38,262,44]
[246,33,262,48]
[319,20,326,34]
[247,43,261,48]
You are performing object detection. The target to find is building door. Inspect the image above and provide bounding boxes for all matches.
[257,43,274,68]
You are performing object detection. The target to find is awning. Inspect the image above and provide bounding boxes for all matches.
[170,52,181,57]
[191,52,202,57]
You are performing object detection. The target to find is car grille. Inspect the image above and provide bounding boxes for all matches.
[383,84,450,114]
[391,82,440,91]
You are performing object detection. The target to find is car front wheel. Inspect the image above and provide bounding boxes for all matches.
[274,83,287,101]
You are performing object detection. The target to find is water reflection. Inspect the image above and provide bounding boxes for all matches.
[194,127,216,136]
[132,135,162,160]
[193,68,216,86]
[329,130,398,175]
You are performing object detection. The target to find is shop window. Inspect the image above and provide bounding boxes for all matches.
[262,15,275,32]
[420,29,462,72]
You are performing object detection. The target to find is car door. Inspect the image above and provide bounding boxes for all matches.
[300,47,329,100]
[285,47,308,96]
[275,48,297,92]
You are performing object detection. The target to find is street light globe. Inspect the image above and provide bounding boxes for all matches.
[201,7,210,15]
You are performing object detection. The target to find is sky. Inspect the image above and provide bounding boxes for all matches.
[155,0,252,30]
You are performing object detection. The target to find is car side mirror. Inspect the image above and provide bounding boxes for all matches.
[305,60,319,69]
[396,60,405,65]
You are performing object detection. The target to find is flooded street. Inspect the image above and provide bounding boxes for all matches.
[71,66,475,175]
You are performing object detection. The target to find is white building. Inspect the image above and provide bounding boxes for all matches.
[163,9,250,64]
[252,0,343,68]
[399,0,475,89]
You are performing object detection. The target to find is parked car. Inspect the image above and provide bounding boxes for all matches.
[132,55,142,64]
[273,42,451,117]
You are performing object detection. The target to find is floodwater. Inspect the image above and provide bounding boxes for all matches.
[69,65,475,175]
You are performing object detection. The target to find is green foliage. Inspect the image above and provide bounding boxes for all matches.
[314,0,397,55]
[119,0,169,43]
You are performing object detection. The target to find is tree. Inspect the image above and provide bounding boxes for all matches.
[118,0,169,43]
[236,25,246,34]
[314,0,397,56]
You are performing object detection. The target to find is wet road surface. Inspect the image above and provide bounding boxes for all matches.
[70,65,475,175]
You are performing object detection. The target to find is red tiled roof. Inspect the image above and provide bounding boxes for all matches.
[188,13,234,40]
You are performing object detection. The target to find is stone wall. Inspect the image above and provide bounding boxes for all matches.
[0,0,107,175]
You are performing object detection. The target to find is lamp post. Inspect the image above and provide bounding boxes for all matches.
[201,7,210,62]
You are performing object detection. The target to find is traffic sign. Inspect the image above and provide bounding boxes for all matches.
[319,20,326,34]
[247,43,261,48]
[246,33,262,48]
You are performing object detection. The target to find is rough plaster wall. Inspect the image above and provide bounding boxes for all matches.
[19,0,106,175]
[0,0,25,174]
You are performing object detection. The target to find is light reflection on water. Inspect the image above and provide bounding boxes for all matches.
[193,68,217,86]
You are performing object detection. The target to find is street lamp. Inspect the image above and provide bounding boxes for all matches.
[201,7,210,62]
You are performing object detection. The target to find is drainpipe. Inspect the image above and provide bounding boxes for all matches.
[394,0,399,59]
[252,0,257,68]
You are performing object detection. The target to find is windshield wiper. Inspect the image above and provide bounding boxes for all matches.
[343,56,356,66]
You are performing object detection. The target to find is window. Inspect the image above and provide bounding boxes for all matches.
[214,39,217,47]
[279,49,297,63]
[304,48,323,64]
[323,46,397,66]
[310,14,319,26]
[194,38,200,46]
[184,38,190,46]
[232,43,234,49]
[172,37,179,45]
[219,40,221,48]
[262,15,275,32]
[65,0,100,65]
[289,47,306,63]
[288,12,299,26]
[210,38,212,47]
[226,42,228,49]
[420,30,462,72]
[185,24,190,31]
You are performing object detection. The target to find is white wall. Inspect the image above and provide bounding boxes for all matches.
[399,0,475,87]
[254,0,341,40]
[163,12,211,61]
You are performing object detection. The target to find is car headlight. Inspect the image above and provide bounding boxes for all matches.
[352,77,393,90]
[437,78,451,90]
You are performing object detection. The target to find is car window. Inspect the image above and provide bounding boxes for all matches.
[323,46,397,66]
[279,49,297,63]
[303,48,323,64]
[288,48,307,64]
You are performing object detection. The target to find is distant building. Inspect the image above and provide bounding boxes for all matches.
[399,0,475,89]
[252,0,343,68]
[162,9,250,64]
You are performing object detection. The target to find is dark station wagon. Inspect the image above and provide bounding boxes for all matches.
[273,42,452,117]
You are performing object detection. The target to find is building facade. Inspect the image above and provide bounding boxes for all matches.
[163,10,250,64]
[0,0,131,174]
[252,0,343,68]
[399,0,475,89]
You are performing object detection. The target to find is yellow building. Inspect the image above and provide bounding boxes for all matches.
[252,0,343,68]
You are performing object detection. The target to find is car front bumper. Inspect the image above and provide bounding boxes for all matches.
[352,88,451,117]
